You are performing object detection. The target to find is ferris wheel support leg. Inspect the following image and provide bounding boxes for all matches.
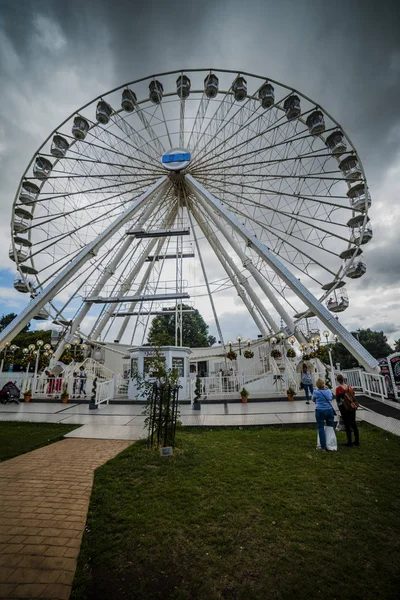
[52,182,170,361]
[186,175,379,373]
[190,203,272,337]
[187,179,306,344]
[96,206,179,343]
[0,177,168,349]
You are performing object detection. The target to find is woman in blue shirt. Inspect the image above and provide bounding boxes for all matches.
[301,364,313,404]
[312,378,335,450]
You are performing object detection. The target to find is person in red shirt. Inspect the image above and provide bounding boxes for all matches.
[335,374,359,447]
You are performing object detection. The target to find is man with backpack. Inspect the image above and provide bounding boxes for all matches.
[336,373,360,447]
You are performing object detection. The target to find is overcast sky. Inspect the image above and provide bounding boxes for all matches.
[0,0,399,345]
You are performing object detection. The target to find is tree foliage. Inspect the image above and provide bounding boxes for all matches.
[394,339,400,353]
[331,328,393,369]
[0,313,51,371]
[146,304,216,348]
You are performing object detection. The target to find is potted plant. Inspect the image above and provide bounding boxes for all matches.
[243,349,254,359]
[226,350,237,361]
[193,375,201,411]
[240,387,249,403]
[287,386,296,401]
[286,348,296,358]
[271,349,282,359]
[23,389,32,403]
[61,385,69,404]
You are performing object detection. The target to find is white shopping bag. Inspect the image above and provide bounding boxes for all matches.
[317,426,338,451]
[336,416,346,432]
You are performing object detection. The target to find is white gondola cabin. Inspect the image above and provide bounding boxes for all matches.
[20,264,38,275]
[9,244,29,263]
[347,183,371,211]
[33,305,50,321]
[13,274,34,293]
[306,110,325,135]
[339,155,361,180]
[284,95,301,120]
[33,156,52,180]
[346,261,366,279]
[177,75,191,99]
[121,88,137,112]
[149,80,163,104]
[204,74,219,98]
[96,100,113,125]
[351,224,373,245]
[72,116,90,140]
[258,82,275,109]
[19,181,40,205]
[13,235,32,248]
[51,135,69,158]
[325,130,346,155]
[232,76,247,102]
[13,207,33,234]
[327,289,349,313]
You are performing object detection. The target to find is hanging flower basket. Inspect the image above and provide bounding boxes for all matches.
[286,348,296,358]
[270,349,282,359]
[226,350,237,361]
[243,350,254,359]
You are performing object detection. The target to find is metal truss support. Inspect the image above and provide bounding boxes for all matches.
[186,174,379,372]
[112,207,179,343]
[186,198,226,350]
[187,179,305,344]
[51,180,169,361]
[189,202,274,337]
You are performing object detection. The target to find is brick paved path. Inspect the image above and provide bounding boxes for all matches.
[0,438,132,599]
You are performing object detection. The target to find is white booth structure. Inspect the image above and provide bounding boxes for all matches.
[127,346,192,402]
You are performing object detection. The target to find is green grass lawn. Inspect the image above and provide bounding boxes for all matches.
[0,421,80,461]
[72,424,400,600]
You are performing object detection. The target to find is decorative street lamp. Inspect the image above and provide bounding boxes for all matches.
[33,340,45,391]
[236,334,243,356]
[322,330,337,387]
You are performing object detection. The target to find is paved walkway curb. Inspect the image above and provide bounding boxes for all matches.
[0,438,132,599]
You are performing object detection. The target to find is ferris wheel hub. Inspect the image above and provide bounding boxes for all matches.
[161,148,191,171]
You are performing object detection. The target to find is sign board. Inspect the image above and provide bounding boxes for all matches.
[378,358,394,400]
[161,148,191,171]
[387,352,400,401]
[160,446,173,457]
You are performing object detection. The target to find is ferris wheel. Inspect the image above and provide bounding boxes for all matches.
[2,68,377,370]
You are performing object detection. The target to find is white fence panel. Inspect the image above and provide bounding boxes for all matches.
[361,371,386,400]
[341,369,363,391]
[96,378,115,406]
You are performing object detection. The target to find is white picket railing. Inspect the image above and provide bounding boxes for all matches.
[95,378,115,406]
[340,369,363,391]
[360,371,386,400]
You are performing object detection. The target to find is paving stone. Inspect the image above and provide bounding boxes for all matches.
[0,438,132,599]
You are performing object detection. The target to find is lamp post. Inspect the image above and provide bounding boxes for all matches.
[9,344,19,371]
[0,341,11,373]
[33,340,45,391]
[236,335,243,356]
[322,330,337,388]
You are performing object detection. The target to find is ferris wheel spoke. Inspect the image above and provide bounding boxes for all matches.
[111,111,166,161]
[191,102,309,171]
[186,93,210,150]
[60,132,164,173]
[197,177,352,213]
[39,152,162,176]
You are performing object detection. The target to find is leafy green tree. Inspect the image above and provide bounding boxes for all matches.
[0,313,30,334]
[0,313,51,371]
[331,328,393,369]
[394,339,400,353]
[146,304,216,347]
